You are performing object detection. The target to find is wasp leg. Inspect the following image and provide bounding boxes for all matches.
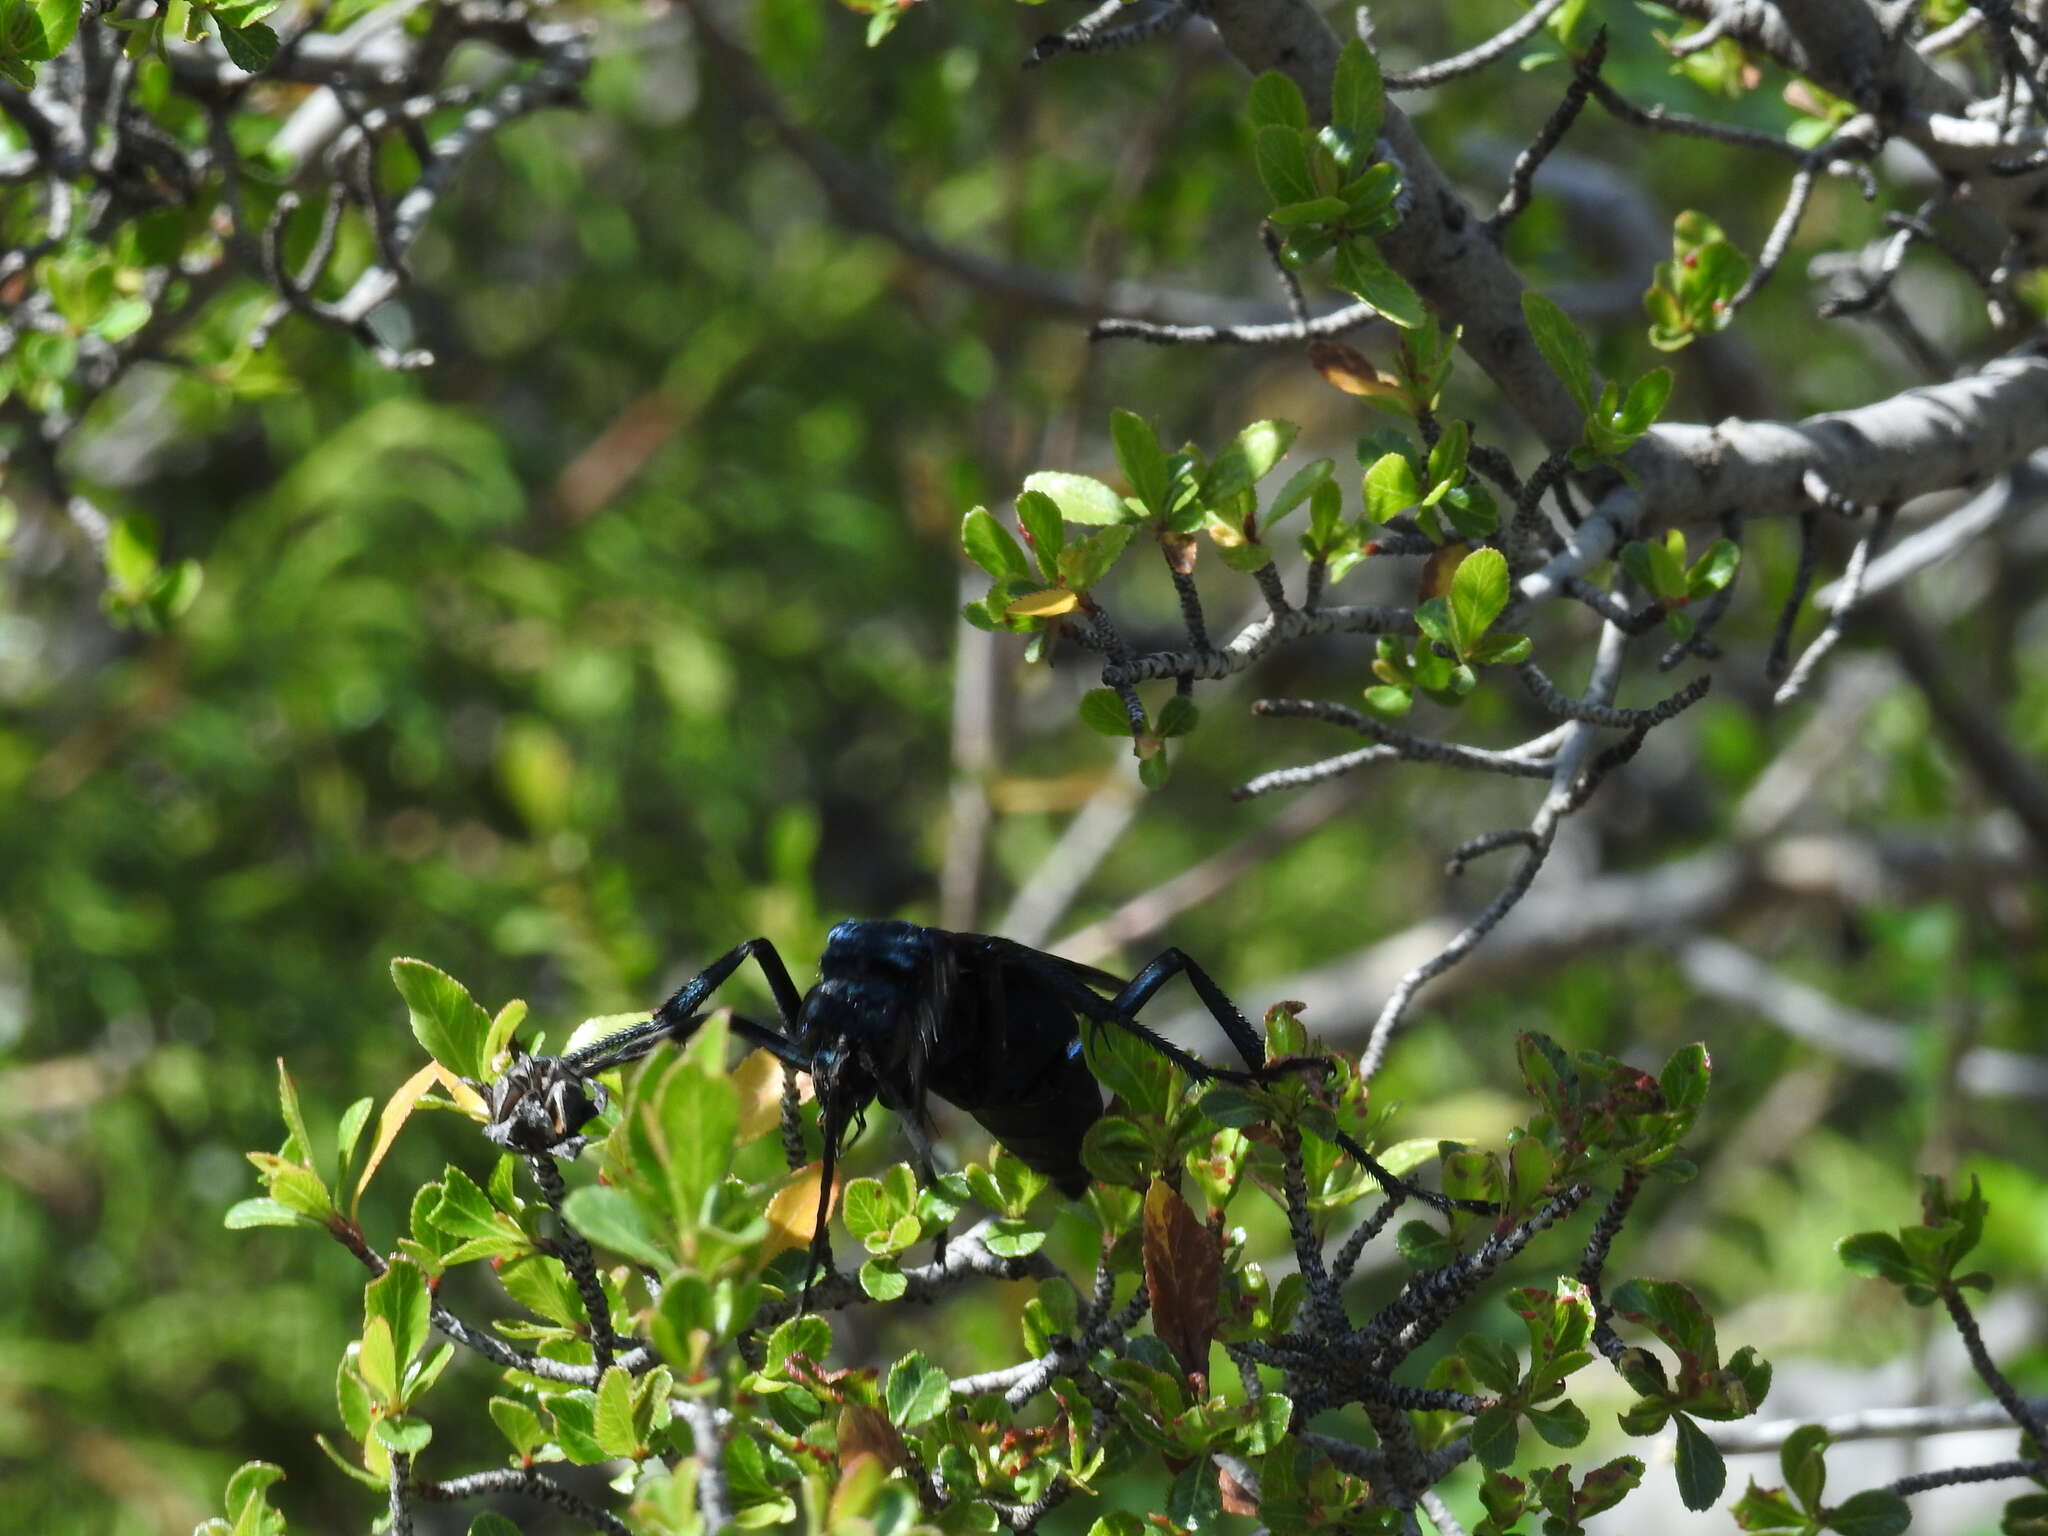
[1110,948,1295,1081]
[978,941,1224,1084]
[566,937,809,1072]
[1118,952,1495,1217]
[1007,942,1490,1220]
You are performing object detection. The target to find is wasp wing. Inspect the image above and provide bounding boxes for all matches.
[953,933,1128,997]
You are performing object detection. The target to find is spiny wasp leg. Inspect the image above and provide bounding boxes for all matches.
[565,936,808,1074]
[1006,940,1492,1219]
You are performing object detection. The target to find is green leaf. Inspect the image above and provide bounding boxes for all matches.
[2002,1494,2048,1536]
[1330,38,1385,152]
[83,290,144,341]
[1673,1413,1727,1511]
[1364,452,1422,523]
[1781,1423,1829,1513]
[1467,631,1532,666]
[1414,596,1455,653]
[1690,538,1742,597]
[1837,1231,1917,1287]
[1471,1405,1520,1468]
[962,507,1030,580]
[1015,490,1066,580]
[1524,1398,1589,1447]
[1730,1482,1806,1532]
[1266,457,1333,530]
[335,1096,374,1189]
[1112,409,1171,517]
[594,1366,639,1457]
[1460,1333,1521,1395]
[1058,524,1133,590]
[544,1392,609,1465]
[1247,70,1309,131]
[365,1259,430,1382]
[213,16,278,70]
[1612,1278,1717,1369]
[1449,547,1510,655]
[1828,1490,1911,1536]
[105,513,159,597]
[1523,291,1597,418]
[1079,688,1136,737]
[390,958,491,1081]
[469,1515,524,1536]
[1396,1219,1455,1268]
[248,1150,326,1215]
[560,1185,672,1270]
[984,1216,1046,1257]
[428,1165,515,1242]
[358,1316,399,1405]
[1,0,78,62]
[639,1048,741,1228]
[1268,196,1350,226]
[225,1197,323,1230]
[859,1258,908,1300]
[1438,482,1499,541]
[1024,469,1132,527]
[1622,367,1674,434]
[373,1414,433,1454]
[1427,419,1470,491]
[488,1397,547,1460]
[765,1315,831,1376]
[1333,237,1424,328]
[1339,159,1402,219]
[1362,683,1413,718]
[884,1351,952,1427]
[1659,1043,1710,1116]
[1204,419,1297,505]
[1255,125,1318,207]
[1082,1114,1154,1186]
[1156,696,1199,738]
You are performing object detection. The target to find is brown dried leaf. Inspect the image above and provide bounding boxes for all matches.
[1219,1460,1260,1516]
[1159,531,1199,577]
[1142,1178,1222,1383]
[836,1405,910,1474]
[1308,339,1401,398]
[1418,541,1470,602]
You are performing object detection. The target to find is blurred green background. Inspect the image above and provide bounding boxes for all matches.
[3,1,2045,1531]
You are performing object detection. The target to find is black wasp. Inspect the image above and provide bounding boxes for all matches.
[482,920,1460,1298]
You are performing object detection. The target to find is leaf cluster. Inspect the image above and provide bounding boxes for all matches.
[1248,45,1422,328]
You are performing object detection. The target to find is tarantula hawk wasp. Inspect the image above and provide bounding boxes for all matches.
[481,920,1485,1302]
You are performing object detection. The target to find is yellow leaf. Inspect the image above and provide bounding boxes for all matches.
[764,1162,830,1259]
[353,1062,444,1219]
[352,1062,488,1218]
[1005,587,1079,618]
[733,1049,810,1144]
[431,1063,488,1116]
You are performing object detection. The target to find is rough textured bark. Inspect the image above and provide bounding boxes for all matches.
[1521,343,2048,603]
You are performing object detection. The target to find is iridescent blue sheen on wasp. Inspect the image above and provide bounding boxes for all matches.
[482,920,1466,1300]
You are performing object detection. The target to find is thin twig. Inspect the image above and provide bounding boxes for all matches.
[1385,0,1572,88]
[1489,31,1607,234]
[415,1469,635,1536]
[1774,502,1896,704]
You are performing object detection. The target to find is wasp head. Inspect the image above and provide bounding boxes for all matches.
[477,1043,609,1158]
